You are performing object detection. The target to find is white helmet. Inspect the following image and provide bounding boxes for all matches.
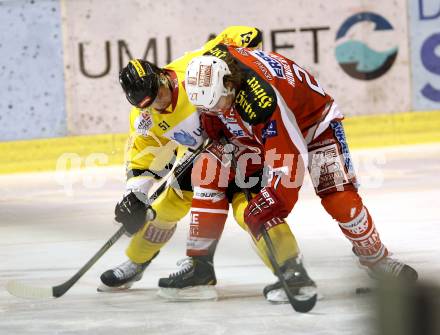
[185,56,231,109]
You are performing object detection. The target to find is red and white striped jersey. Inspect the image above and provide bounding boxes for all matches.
[204,44,344,211]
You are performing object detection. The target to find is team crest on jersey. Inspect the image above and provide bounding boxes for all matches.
[262,120,278,140]
[171,130,197,147]
[134,112,153,135]
[251,50,284,78]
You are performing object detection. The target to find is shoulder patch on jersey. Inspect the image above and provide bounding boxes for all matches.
[262,120,278,140]
[134,112,153,135]
[234,70,277,125]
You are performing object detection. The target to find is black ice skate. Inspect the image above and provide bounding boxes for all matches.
[157,256,217,301]
[263,256,318,304]
[98,252,159,292]
[367,256,418,281]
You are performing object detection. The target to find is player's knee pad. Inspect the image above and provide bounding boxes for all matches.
[321,190,364,223]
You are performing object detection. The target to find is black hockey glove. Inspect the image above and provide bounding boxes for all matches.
[114,191,156,235]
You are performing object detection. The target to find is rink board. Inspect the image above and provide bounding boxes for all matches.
[60,0,412,135]
[5,0,440,142]
[1,111,439,174]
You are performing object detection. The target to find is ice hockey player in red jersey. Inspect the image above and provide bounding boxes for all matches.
[181,44,418,286]
[100,27,316,304]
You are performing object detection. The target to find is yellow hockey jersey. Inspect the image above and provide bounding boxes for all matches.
[125,26,262,193]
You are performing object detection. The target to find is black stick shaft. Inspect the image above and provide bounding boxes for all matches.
[221,137,313,312]
[50,139,211,297]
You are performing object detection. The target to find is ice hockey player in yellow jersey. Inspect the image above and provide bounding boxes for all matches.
[99,26,316,304]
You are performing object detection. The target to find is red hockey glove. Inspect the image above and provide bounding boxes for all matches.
[244,187,290,239]
[201,112,226,141]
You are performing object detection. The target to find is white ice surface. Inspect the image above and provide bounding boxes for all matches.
[0,143,439,335]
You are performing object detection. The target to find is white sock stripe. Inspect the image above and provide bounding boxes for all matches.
[339,207,367,228]
[343,226,376,241]
[191,207,229,214]
[186,237,217,250]
[193,187,223,193]
[338,207,369,236]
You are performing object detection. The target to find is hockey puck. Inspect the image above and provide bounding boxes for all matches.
[355,287,372,294]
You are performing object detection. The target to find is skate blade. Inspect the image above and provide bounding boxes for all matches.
[157,286,218,301]
[97,282,134,293]
[266,286,322,304]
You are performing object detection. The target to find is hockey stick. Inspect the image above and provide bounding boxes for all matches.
[221,139,317,313]
[6,139,211,299]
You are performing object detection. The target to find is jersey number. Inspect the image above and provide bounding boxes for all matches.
[158,120,170,131]
[292,64,325,96]
[240,32,252,44]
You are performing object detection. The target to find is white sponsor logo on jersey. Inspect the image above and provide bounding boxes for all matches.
[134,113,153,135]
[270,54,295,87]
[251,50,284,78]
[193,187,225,202]
[218,113,248,138]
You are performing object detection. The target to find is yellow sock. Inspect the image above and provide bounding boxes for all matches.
[126,188,192,263]
[231,192,300,271]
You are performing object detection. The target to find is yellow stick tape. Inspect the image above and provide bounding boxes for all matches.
[0,111,439,174]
